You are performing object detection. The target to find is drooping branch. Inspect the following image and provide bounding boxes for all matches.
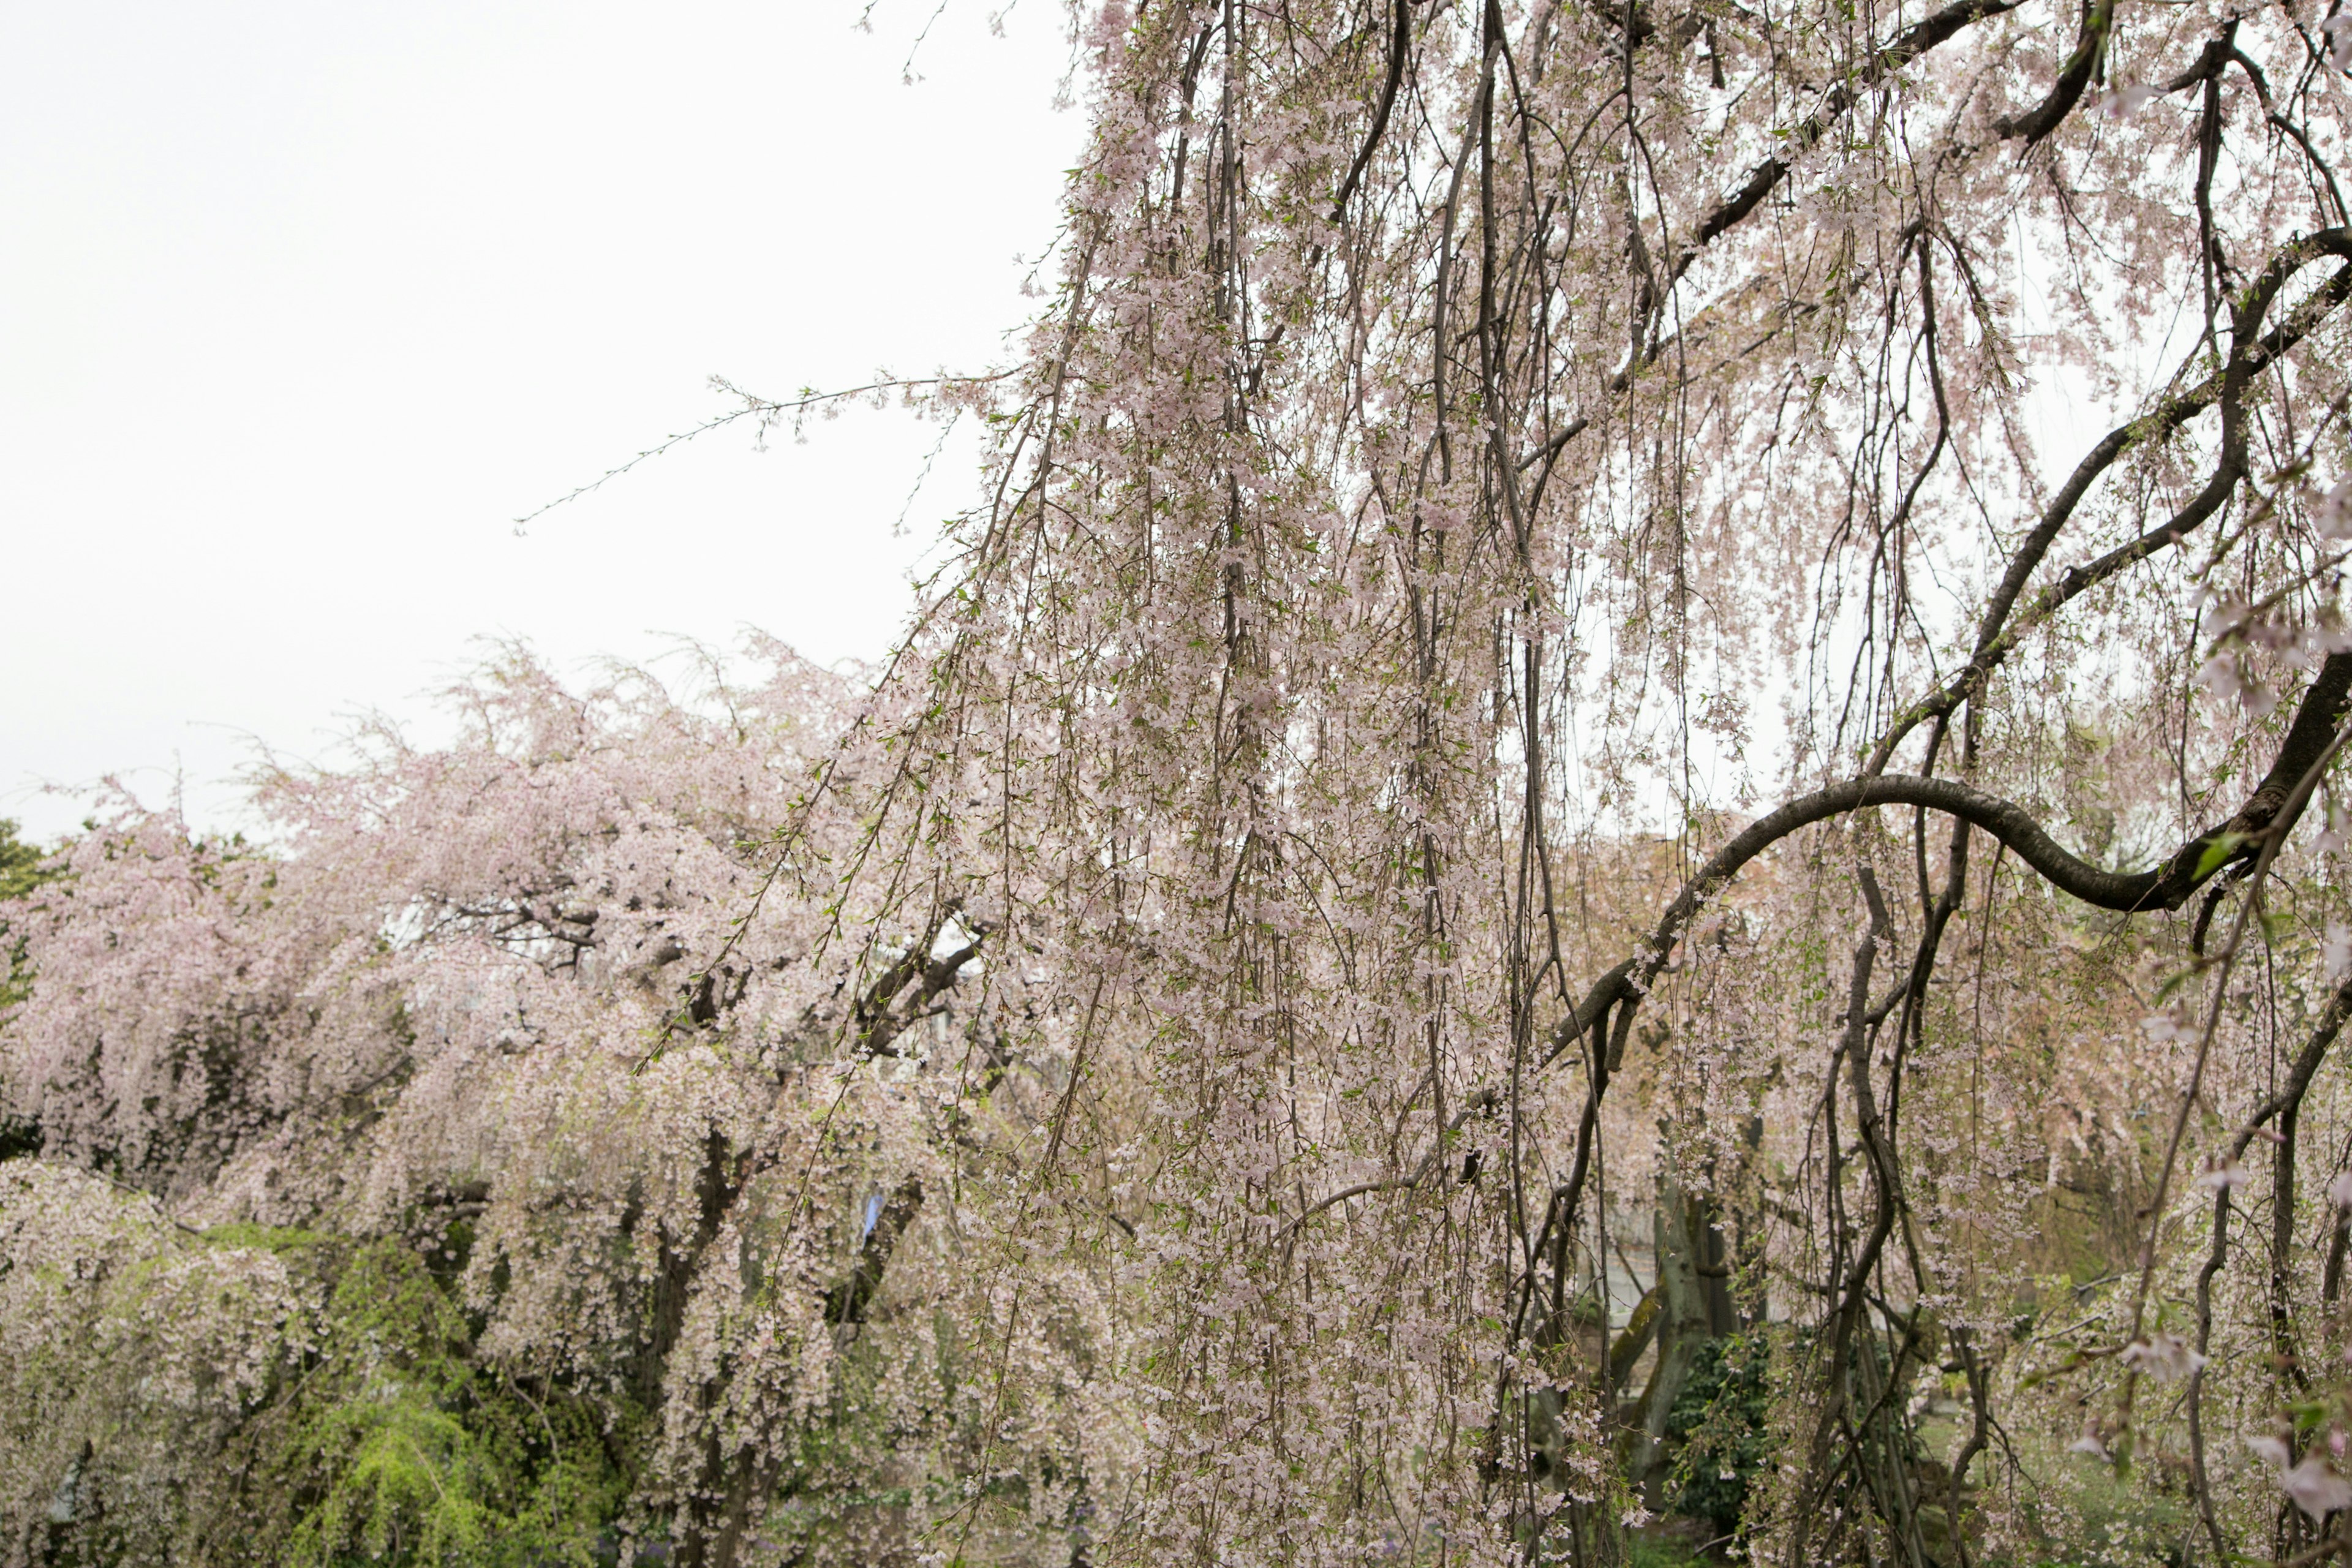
[1786,867,1917,1568]
[1508,0,2026,488]
[1330,0,1410,221]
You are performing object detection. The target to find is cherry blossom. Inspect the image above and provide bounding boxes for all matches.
[15,0,2352,1559]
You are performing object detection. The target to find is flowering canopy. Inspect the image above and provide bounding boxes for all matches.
[18,0,2352,1562]
[858,0,2352,1559]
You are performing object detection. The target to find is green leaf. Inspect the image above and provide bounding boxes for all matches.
[2195,832,2250,881]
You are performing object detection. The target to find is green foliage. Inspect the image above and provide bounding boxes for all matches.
[1662,1332,1772,1535]
[0,817,56,1015]
[0,819,47,905]
[2003,1431,2193,1568]
[216,1237,633,1567]
[1625,1535,1713,1568]
[0,820,56,1156]
[14,1206,642,1567]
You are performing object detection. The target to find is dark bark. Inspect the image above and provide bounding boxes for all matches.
[1992,0,2111,146]
[1330,0,1409,220]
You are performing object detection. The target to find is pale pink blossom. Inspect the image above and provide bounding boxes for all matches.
[2097,83,2158,117]
[2326,11,2352,72]
[2284,1457,2352,1521]
[2122,1332,2208,1381]
[2194,1155,2250,1191]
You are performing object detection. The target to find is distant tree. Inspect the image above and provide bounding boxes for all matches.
[0,651,1054,1565]
[0,818,55,1060]
[0,820,45,904]
[0,821,44,1163]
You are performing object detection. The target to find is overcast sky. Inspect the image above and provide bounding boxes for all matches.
[0,2,1078,842]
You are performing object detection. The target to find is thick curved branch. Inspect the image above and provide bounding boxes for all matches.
[2145,652,2352,892]
[861,940,981,1058]
[855,902,986,1058]
[1548,666,2352,1070]
[1331,0,1410,221]
[1870,228,2352,769]
[1992,0,2113,146]
[1675,0,2021,277]
[1546,772,2127,1071]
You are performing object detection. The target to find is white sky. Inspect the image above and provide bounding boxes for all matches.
[0,2,1079,843]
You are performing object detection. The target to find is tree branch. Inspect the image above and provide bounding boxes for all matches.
[1677,0,2023,273]
[1869,228,2352,770]
[1548,663,2352,1071]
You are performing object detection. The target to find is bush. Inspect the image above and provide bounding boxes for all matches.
[1663,1332,1771,1536]
[2,1167,635,1567]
